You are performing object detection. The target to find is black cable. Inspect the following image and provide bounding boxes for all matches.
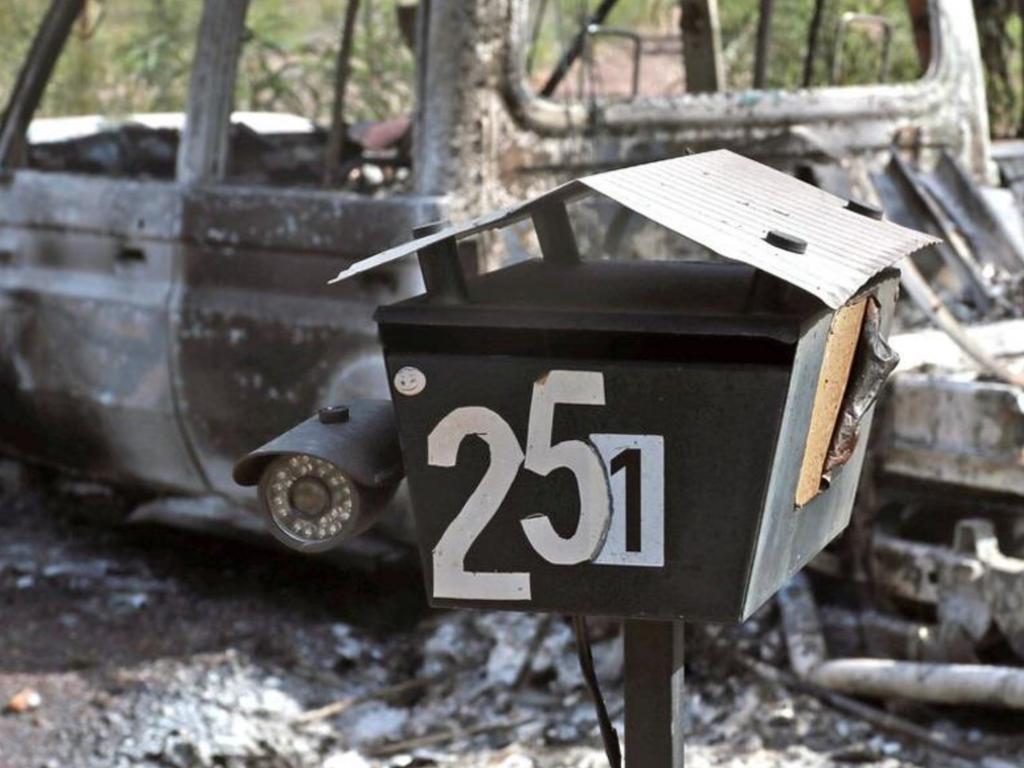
[539,0,620,97]
[572,615,622,768]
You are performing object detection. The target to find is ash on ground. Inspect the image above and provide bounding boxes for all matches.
[1,465,1021,768]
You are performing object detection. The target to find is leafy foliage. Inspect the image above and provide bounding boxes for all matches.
[527,0,923,95]
[1,0,413,127]
[236,0,414,125]
[0,0,1020,137]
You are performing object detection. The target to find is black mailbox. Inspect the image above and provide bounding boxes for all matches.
[330,150,936,623]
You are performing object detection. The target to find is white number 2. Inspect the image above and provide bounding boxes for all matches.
[429,407,531,600]
[428,371,615,600]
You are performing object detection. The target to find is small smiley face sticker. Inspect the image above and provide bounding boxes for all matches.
[393,366,426,396]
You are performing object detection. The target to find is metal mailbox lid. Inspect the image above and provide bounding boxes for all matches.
[376,259,823,346]
[335,150,939,308]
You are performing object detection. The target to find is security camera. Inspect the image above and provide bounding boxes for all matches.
[233,400,403,553]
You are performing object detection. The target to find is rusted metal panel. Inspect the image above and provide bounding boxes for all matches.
[881,373,1024,496]
[921,151,1024,272]
[0,171,183,240]
[171,241,424,498]
[176,0,250,185]
[182,186,437,257]
[0,164,439,497]
[872,521,1024,660]
[0,229,206,491]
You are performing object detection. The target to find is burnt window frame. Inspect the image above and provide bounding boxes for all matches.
[505,0,948,136]
[0,0,217,183]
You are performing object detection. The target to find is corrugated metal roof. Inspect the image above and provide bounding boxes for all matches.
[329,150,939,307]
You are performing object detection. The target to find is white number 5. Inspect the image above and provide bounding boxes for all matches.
[523,371,611,565]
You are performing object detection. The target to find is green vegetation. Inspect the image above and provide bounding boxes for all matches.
[0,1,1020,136]
[40,1,203,117]
[237,0,414,124]
[0,0,413,126]
[0,2,50,103]
[718,0,923,89]
[528,0,923,93]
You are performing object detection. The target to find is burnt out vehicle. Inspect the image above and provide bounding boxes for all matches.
[2,0,1023,581]
[0,0,432,550]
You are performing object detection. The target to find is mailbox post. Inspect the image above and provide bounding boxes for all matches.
[623,620,686,765]
[239,150,937,766]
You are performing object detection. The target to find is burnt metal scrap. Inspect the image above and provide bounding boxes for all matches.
[871,521,1024,660]
[881,364,1024,496]
[797,144,1024,703]
[854,147,1024,674]
[27,116,410,187]
[780,571,1024,711]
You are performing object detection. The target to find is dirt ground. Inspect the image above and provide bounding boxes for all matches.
[1,462,1023,768]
